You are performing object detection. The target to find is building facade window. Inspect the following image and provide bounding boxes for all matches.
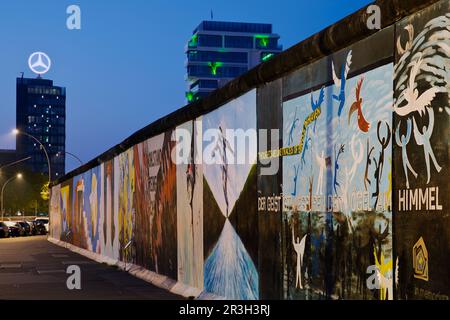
[198,34,223,47]
[188,50,248,63]
[224,36,254,49]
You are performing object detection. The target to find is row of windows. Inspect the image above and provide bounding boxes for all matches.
[188,65,248,78]
[198,34,222,47]
[194,34,279,49]
[188,50,248,63]
[225,36,253,49]
[25,135,65,146]
[28,115,65,125]
[30,154,65,163]
[199,21,272,34]
[27,87,64,96]
[189,80,219,93]
[27,125,65,135]
[27,105,65,115]
[190,79,219,90]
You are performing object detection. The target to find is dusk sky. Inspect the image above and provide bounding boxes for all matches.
[0,0,372,172]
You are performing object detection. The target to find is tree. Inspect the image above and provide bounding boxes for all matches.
[0,168,49,216]
[41,182,50,201]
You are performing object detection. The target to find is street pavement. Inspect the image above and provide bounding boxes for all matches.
[0,236,182,300]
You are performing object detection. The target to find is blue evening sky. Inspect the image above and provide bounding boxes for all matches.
[0,0,372,172]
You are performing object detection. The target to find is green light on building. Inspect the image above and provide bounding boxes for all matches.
[186,91,195,102]
[262,53,275,62]
[189,34,198,47]
[255,35,269,47]
[208,62,223,75]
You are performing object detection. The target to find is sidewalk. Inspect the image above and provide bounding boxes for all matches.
[0,236,182,300]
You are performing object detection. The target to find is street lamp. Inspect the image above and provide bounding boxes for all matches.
[13,129,51,184]
[1,173,23,220]
[0,156,31,173]
[55,151,83,166]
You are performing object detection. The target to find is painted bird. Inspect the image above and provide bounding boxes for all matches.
[394,53,440,117]
[348,77,370,132]
[332,50,352,117]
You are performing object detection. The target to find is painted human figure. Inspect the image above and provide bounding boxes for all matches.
[373,121,391,208]
[288,109,300,146]
[341,166,354,232]
[349,134,364,182]
[413,107,442,184]
[292,226,307,290]
[364,139,374,191]
[395,118,417,189]
[186,121,198,245]
[291,164,300,196]
[334,144,345,195]
[211,126,234,217]
[315,151,326,195]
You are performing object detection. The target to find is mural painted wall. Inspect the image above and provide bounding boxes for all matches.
[202,90,258,300]
[281,61,394,300]
[393,0,450,300]
[132,131,178,278]
[50,0,449,300]
[176,119,204,289]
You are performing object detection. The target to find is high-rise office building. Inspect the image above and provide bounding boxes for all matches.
[185,21,282,102]
[16,77,66,180]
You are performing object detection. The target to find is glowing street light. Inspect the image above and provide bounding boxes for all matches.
[1,173,23,220]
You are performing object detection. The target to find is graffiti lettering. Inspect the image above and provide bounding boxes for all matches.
[398,187,443,211]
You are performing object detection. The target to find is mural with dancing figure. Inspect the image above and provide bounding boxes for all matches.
[394,0,450,300]
[202,90,258,300]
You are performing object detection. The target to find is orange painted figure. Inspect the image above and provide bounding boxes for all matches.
[348,77,370,133]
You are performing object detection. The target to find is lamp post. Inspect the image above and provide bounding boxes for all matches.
[0,156,32,172]
[1,173,22,220]
[13,129,51,184]
[55,151,83,166]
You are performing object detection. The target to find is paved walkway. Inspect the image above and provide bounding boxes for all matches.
[0,236,182,300]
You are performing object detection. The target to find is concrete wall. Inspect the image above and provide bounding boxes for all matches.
[50,0,449,300]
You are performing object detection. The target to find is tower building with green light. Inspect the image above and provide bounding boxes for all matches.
[185,21,282,102]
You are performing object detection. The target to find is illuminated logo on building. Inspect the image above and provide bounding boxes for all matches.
[413,237,429,281]
[28,52,51,75]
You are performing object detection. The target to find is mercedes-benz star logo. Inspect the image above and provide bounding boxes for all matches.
[28,52,51,75]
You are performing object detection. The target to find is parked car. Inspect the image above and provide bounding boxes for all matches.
[17,221,32,236]
[0,222,9,238]
[35,218,49,234]
[3,221,24,237]
[25,221,35,235]
[32,221,47,235]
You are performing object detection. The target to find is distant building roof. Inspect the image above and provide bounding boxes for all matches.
[194,21,273,34]
[17,77,54,86]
